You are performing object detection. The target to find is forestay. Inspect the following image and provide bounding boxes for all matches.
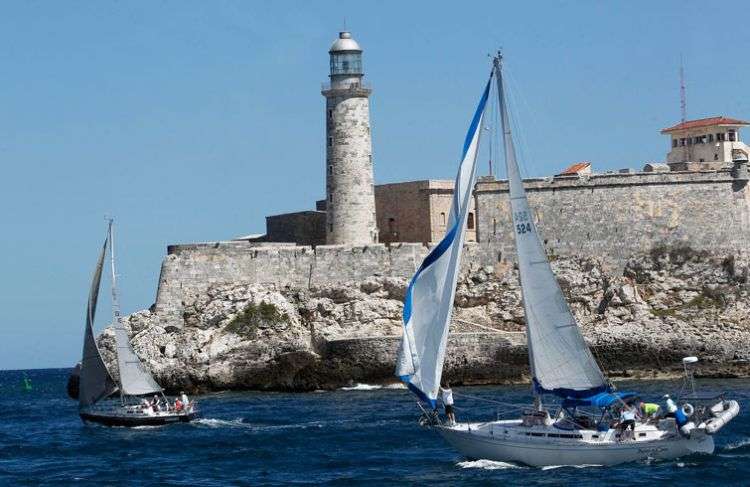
[79,232,118,407]
[496,58,607,397]
[396,73,492,406]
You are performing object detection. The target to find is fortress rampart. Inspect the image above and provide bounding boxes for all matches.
[476,169,750,262]
[153,242,487,325]
[153,169,750,327]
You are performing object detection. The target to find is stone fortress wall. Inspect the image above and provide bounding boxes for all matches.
[153,168,750,328]
[153,241,444,325]
[476,168,750,263]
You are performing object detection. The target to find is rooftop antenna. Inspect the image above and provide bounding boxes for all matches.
[679,54,687,123]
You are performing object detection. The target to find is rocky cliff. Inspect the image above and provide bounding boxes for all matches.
[95,245,750,393]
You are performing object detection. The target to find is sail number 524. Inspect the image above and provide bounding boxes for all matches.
[514,211,532,234]
[516,222,532,234]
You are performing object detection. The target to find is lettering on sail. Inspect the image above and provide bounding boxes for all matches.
[513,210,532,235]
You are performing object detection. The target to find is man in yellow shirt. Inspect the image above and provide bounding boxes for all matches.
[640,400,661,422]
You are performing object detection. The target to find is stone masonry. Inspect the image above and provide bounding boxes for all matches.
[152,168,750,329]
[475,169,750,264]
[322,31,377,245]
[375,180,477,244]
[152,242,449,326]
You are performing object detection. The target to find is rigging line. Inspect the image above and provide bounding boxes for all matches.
[505,68,537,172]
[503,67,532,180]
[492,75,501,177]
[505,67,542,181]
[451,390,527,409]
[485,74,495,177]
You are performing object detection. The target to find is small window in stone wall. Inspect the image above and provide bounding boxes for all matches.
[329,194,333,203]
[328,165,332,175]
[492,218,497,235]
[329,223,333,232]
[440,212,446,226]
[328,137,333,147]
[467,212,475,230]
[328,109,333,120]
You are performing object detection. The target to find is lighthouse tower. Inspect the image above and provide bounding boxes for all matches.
[322,31,378,245]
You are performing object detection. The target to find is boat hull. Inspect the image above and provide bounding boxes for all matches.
[437,424,714,467]
[80,409,197,427]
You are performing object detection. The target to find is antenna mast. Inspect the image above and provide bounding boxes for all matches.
[679,55,687,123]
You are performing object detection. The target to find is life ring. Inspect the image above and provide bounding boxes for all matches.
[681,403,694,417]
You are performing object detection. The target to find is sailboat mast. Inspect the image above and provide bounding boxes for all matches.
[108,221,122,325]
[107,220,126,404]
[493,52,542,408]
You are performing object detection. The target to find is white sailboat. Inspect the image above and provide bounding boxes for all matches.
[397,53,739,467]
[75,220,197,426]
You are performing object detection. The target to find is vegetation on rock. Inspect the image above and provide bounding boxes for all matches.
[225,301,289,338]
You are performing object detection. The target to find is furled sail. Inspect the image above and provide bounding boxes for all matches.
[396,73,492,406]
[495,57,607,397]
[79,231,118,407]
[109,223,163,397]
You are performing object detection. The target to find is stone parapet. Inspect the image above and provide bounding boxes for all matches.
[153,241,490,326]
[475,169,750,266]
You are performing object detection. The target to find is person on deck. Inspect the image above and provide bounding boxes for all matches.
[663,394,678,418]
[180,391,190,410]
[640,401,661,422]
[619,405,637,441]
[440,383,455,425]
[152,395,161,412]
[141,398,154,416]
[174,398,183,412]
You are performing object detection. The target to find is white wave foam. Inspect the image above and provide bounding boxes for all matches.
[724,438,750,450]
[457,459,521,470]
[194,418,325,431]
[540,464,603,470]
[384,383,407,389]
[194,418,250,429]
[340,383,382,391]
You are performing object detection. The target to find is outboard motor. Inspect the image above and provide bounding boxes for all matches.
[66,363,81,400]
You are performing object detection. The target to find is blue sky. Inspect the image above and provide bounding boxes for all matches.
[2,1,748,370]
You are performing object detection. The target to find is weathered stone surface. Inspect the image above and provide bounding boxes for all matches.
[93,245,750,393]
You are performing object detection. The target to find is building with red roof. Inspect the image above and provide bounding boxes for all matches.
[556,162,592,177]
[663,116,749,170]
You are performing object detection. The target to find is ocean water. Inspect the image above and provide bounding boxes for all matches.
[1,369,749,486]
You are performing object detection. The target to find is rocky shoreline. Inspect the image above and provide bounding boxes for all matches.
[91,245,750,393]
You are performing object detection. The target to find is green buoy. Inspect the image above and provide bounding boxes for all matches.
[22,376,32,392]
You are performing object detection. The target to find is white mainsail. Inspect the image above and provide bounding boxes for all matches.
[79,231,118,407]
[396,74,492,405]
[108,222,163,397]
[495,57,607,397]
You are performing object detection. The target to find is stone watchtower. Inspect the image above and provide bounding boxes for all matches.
[322,31,378,245]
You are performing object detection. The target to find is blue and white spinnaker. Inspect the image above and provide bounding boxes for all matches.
[396,73,493,406]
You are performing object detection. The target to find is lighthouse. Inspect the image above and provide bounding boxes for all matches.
[322,31,378,245]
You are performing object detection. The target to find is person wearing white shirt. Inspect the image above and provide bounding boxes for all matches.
[620,405,637,441]
[440,383,455,425]
[664,394,677,418]
[180,392,190,411]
